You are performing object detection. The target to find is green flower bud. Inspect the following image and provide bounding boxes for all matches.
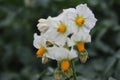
[54,68,63,80]
[79,50,88,63]
[42,56,48,64]
[64,68,73,78]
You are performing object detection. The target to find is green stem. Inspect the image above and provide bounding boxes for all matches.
[71,60,77,80]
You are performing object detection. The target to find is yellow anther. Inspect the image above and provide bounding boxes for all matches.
[77,42,85,52]
[61,60,70,72]
[57,24,66,33]
[76,17,85,27]
[36,45,46,57]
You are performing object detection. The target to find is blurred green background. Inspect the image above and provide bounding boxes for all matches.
[0,0,120,80]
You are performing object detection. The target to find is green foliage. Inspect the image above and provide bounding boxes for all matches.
[0,0,120,80]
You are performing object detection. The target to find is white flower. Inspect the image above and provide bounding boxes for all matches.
[33,33,55,58]
[46,46,78,61]
[65,4,97,33]
[44,11,73,46]
[67,30,91,47]
[71,30,91,44]
[37,18,49,34]
[46,46,77,71]
[67,30,91,52]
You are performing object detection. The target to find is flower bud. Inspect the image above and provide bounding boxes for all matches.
[42,56,48,64]
[54,74,63,80]
[38,19,46,23]
[54,68,63,80]
[64,68,73,78]
[79,50,88,63]
[37,19,49,33]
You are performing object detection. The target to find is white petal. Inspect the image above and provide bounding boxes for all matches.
[33,33,42,49]
[71,33,80,42]
[67,38,74,47]
[37,23,49,33]
[47,17,60,29]
[85,34,91,42]
[46,46,77,61]
[38,18,47,23]
[50,47,65,61]
[37,18,50,33]
[76,4,93,18]
[54,34,67,46]
[70,22,79,34]
[52,47,69,61]
[79,26,90,33]
[44,29,58,41]
[63,8,76,20]
[71,30,91,43]
[68,47,78,59]
[78,30,91,42]
[63,8,78,34]
[57,47,68,60]
[45,46,57,60]
[84,16,97,30]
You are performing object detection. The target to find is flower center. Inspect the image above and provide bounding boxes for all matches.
[76,16,85,27]
[57,24,66,33]
[61,60,70,72]
[36,45,46,57]
[77,42,85,52]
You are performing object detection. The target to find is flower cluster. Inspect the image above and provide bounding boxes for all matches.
[33,4,97,79]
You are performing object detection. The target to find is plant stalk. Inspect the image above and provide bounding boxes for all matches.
[71,60,77,80]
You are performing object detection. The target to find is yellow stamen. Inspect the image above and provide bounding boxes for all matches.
[77,42,85,52]
[36,45,46,57]
[57,24,66,33]
[61,60,70,72]
[76,16,85,27]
